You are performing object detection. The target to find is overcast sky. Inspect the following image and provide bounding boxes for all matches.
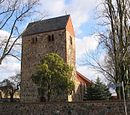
[0,0,106,82]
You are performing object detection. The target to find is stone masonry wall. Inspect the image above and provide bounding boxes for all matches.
[0,101,130,115]
[21,29,67,102]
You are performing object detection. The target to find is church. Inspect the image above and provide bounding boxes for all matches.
[21,15,91,102]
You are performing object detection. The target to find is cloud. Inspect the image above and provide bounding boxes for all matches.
[39,0,65,16]
[39,0,101,31]
[0,30,21,81]
[67,0,100,28]
[76,34,99,58]
[0,56,20,81]
[0,30,21,56]
[0,30,10,41]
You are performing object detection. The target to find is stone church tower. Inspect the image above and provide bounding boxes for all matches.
[21,15,77,102]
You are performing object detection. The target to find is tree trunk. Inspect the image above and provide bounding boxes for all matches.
[47,90,51,102]
[10,93,14,102]
[47,83,51,102]
[116,87,121,100]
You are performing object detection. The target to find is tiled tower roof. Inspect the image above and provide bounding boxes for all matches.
[22,15,70,36]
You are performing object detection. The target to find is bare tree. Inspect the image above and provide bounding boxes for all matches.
[0,73,20,102]
[0,0,40,64]
[102,0,130,99]
[83,0,130,99]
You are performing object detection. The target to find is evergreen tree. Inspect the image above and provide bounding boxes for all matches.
[84,77,111,100]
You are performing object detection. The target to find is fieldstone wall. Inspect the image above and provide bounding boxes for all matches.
[21,29,67,102]
[0,101,130,115]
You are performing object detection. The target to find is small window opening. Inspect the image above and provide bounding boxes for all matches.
[70,36,72,45]
[48,34,54,42]
[48,35,51,41]
[52,34,54,41]
[35,37,37,42]
[32,37,38,44]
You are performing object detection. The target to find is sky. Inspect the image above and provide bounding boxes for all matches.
[0,0,106,82]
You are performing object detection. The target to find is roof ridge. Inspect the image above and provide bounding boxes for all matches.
[29,14,70,25]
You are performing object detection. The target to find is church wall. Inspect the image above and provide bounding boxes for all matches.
[21,29,67,102]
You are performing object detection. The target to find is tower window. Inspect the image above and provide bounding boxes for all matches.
[48,35,51,41]
[52,34,54,41]
[48,34,54,42]
[35,37,37,42]
[32,38,35,43]
[70,36,72,45]
[32,37,38,44]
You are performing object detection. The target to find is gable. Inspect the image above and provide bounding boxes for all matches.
[66,16,75,37]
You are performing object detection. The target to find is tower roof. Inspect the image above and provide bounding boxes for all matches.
[22,15,70,37]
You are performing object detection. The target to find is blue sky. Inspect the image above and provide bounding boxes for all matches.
[0,0,105,82]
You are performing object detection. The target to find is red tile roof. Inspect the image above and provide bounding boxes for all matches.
[76,71,92,84]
